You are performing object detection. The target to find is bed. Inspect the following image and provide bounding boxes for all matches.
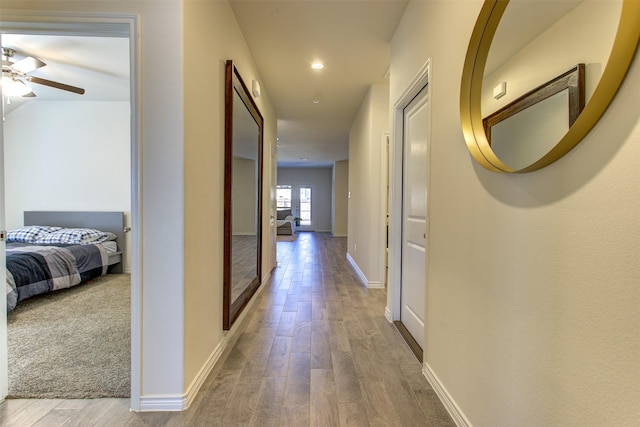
[276,209,296,235]
[5,211,125,312]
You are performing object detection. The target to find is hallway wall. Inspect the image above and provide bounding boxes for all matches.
[1,0,278,409]
[389,1,640,425]
[183,0,277,400]
[348,83,389,288]
[1,0,187,404]
[332,160,349,237]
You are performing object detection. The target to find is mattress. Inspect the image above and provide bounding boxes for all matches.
[6,241,111,312]
[102,241,118,254]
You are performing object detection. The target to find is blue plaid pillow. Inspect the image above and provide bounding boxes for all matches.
[7,226,62,243]
[37,228,115,245]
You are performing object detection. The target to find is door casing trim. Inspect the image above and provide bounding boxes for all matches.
[0,10,141,409]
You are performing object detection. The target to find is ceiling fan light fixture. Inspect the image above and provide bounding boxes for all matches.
[2,76,33,97]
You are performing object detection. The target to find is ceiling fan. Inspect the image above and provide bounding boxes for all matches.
[2,47,85,97]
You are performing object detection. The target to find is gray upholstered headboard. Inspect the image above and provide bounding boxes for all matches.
[24,211,126,272]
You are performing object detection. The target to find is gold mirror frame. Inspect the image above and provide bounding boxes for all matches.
[460,0,640,173]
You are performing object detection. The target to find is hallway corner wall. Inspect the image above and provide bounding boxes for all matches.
[390,1,640,425]
[183,0,278,403]
[347,83,390,287]
[332,160,349,237]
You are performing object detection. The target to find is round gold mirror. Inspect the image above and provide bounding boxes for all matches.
[460,0,639,173]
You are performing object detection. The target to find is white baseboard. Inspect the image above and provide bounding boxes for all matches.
[422,362,471,427]
[183,338,228,407]
[385,306,393,323]
[138,271,272,412]
[346,253,384,289]
[139,334,229,412]
[346,252,368,287]
[139,394,187,412]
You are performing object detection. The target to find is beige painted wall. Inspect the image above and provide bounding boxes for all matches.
[4,101,132,272]
[1,0,277,406]
[333,160,349,237]
[348,83,389,286]
[390,1,639,425]
[348,88,371,277]
[1,0,186,400]
[183,0,277,395]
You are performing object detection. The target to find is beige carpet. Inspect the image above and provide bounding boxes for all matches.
[7,274,131,399]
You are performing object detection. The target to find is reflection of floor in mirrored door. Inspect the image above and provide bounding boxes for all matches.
[231,235,258,301]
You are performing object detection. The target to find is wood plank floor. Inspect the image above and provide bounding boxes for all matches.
[0,232,455,426]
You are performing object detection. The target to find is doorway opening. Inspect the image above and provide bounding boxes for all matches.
[297,185,314,230]
[0,13,140,407]
[382,133,390,289]
[276,183,315,232]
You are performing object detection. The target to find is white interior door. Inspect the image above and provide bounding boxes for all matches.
[400,85,429,350]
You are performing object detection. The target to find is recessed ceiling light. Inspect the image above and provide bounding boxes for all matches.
[312,97,320,104]
[311,61,324,70]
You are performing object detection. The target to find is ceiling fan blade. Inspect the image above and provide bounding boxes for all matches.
[11,56,46,74]
[27,76,85,95]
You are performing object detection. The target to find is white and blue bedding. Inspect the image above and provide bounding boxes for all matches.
[5,226,114,312]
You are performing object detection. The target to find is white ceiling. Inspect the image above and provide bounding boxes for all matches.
[2,1,576,168]
[229,0,409,167]
[2,34,130,113]
[2,2,408,168]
